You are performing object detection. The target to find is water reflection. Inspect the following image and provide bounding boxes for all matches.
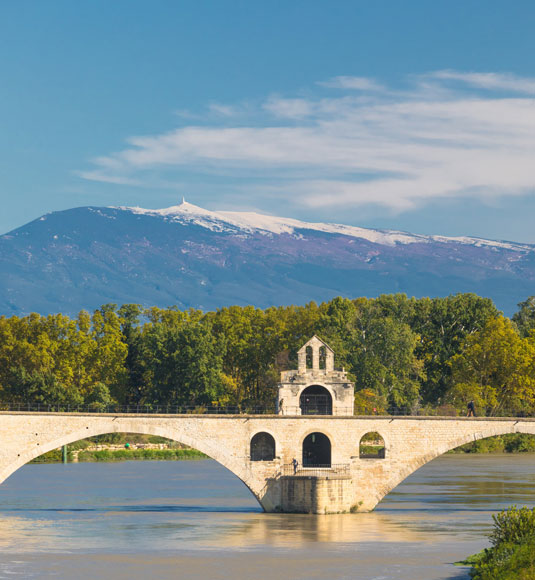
[0,454,534,579]
[213,512,428,548]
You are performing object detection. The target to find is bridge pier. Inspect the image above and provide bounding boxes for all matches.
[279,474,353,513]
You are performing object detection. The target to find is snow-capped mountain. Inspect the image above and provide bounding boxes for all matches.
[121,201,532,251]
[1,201,534,316]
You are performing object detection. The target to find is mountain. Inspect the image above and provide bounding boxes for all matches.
[1,201,534,316]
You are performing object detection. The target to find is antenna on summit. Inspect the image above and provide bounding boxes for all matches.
[181,196,186,204]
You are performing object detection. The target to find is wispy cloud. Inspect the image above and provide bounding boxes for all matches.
[430,70,535,94]
[263,97,314,119]
[319,75,385,91]
[79,71,535,212]
[207,103,239,117]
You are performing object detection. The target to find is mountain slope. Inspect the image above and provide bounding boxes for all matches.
[0,201,534,316]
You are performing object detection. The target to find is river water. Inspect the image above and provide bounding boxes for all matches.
[0,454,534,579]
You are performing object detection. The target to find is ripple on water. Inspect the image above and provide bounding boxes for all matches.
[0,455,533,579]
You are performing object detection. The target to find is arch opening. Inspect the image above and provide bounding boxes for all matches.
[319,346,326,370]
[250,432,276,461]
[359,432,385,459]
[0,423,265,511]
[300,385,333,415]
[306,346,313,369]
[302,432,331,467]
[374,431,535,511]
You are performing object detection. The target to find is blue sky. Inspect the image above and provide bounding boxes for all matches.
[2,1,535,242]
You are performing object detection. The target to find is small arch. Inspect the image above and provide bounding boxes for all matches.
[250,432,276,461]
[319,346,326,370]
[300,385,333,415]
[359,432,385,459]
[306,346,313,369]
[302,432,331,467]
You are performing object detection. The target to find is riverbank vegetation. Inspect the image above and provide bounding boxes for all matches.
[1,293,535,416]
[30,433,207,463]
[461,506,535,579]
[450,433,535,454]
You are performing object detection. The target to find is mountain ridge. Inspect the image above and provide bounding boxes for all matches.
[0,201,534,316]
[113,200,535,252]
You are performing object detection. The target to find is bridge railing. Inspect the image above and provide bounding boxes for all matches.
[0,403,400,416]
[0,403,277,415]
[0,402,529,417]
[280,463,351,477]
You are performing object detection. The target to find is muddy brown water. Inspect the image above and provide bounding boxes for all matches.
[0,454,534,579]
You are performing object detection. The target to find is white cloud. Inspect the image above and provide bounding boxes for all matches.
[80,71,535,211]
[319,76,385,91]
[430,70,535,95]
[207,103,239,117]
[263,97,314,119]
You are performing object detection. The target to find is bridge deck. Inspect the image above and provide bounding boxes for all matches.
[0,411,534,421]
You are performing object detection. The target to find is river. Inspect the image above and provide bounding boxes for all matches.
[0,454,534,579]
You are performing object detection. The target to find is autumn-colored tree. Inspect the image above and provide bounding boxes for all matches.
[411,293,499,404]
[447,316,535,416]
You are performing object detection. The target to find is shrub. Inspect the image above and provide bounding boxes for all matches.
[489,506,535,548]
[502,434,535,453]
[470,507,535,579]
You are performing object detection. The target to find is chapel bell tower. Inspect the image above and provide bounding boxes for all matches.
[277,335,354,416]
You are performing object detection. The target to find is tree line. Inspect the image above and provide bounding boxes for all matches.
[1,293,535,416]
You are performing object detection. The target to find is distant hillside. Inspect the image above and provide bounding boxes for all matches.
[0,201,534,316]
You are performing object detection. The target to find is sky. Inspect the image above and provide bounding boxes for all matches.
[2,1,535,242]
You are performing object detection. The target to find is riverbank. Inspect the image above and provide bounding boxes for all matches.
[78,447,207,462]
[30,434,207,463]
[459,506,535,579]
[31,445,207,463]
[448,433,535,454]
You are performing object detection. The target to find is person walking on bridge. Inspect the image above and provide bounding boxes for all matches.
[467,400,476,417]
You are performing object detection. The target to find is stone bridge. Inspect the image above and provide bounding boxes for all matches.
[1,411,534,514]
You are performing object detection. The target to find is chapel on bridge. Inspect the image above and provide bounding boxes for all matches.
[277,335,354,416]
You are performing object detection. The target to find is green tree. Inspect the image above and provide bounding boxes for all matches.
[512,296,535,338]
[144,319,224,406]
[351,314,424,410]
[447,316,535,416]
[412,294,499,404]
[118,304,151,404]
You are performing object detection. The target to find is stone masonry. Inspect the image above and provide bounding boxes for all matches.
[1,412,534,514]
[277,335,354,416]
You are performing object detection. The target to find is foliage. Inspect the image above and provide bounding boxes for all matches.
[450,434,535,454]
[469,506,535,579]
[502,434,535,453]
[512,296,535,338]
[0,293,533,417]
[77,448,206,462]
[447,317,535,416]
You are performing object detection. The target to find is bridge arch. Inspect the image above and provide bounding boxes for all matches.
[371,422,535,512]
[0,416,268,510]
